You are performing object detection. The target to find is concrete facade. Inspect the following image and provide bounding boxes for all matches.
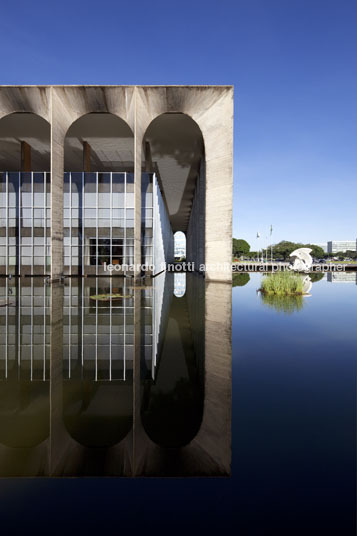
[0,85,233,281]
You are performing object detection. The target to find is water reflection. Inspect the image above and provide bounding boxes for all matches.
[232,272,250,287]
[0,274,232,477]
[327,272,357,284]
[141,274,204,450]
[260,292,304,314]
[0,278,50,476]
[258,272,320,313]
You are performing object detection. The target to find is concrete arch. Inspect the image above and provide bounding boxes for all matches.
[64,112,134,172]
[50,87,137,276]
[0,111,51,171]
[142,113,204,226]
[0,86,50,123]
[65,111,134,137]
[134,86,233,282]
[142,112,205,271]
[51,86,135,144]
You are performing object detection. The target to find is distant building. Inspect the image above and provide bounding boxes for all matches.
[327,240,357,254]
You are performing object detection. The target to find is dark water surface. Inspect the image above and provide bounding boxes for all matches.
[0,272,355,534]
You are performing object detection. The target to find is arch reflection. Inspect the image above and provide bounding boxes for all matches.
[141,273,204,449]
[62,277,134,448]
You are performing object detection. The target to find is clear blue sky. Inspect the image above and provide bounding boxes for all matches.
[1,0,356,250]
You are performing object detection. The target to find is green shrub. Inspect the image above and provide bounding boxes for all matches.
[261,271,304,295]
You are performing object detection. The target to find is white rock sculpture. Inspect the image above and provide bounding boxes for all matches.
[302,275,312,294]
[289,248,313,273]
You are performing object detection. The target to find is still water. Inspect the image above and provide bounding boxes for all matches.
[0,271,355,533]
[0,272,230,477]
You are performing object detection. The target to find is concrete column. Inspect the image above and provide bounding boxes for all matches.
[134,136,141,276]
[50,89,65,280]
[204,155,233,282]
[203,94,233,283]
[134,89,143,278]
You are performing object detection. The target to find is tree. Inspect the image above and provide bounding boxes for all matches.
[232,238,250,257]
[304,244,325,259]
[270,241,299,260]
[269,241,325,260]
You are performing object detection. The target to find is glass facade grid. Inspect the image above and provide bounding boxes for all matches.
[0,172,51,275]
[64,172,137,275]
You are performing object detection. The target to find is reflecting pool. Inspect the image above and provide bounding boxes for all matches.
[0,273,231,477]
[233,272,356,533]
[0,270,355,532]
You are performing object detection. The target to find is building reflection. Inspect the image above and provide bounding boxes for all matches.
[0,273,231,477]
[327,272,357,284]
[0,278,50,476]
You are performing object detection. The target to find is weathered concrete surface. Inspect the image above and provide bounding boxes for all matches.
[0,86,233,280]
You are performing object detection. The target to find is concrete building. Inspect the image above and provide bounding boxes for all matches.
[0,85,233,281]
[327,240,357,254]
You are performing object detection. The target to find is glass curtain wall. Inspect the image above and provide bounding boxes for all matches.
[64,172,135,275]
[64,172,155,274]
[0,172,51,276]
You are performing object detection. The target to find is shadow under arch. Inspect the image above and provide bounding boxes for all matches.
[63,380,133,448]
[143,112,205,234]
[0,380,49,448]
[64,112,134,172]
[141,293,204,449]
[0,111,50,171]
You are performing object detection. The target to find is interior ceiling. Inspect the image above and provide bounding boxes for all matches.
[0,112,204,232]
[144,114,204,232]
